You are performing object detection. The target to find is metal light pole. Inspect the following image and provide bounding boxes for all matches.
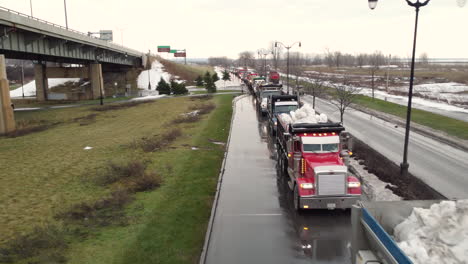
[21,61,25,98]
[148,49,151,90]
[30,0,33,17]
[64,0,69,29]
[369,0,430,177]
[275,41,301,95]
[386,54,391,92]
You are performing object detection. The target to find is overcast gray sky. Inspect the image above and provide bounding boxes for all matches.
[1,0,467,59]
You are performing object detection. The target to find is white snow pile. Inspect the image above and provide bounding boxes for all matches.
[130,94,166,101]
[10,78,80,98]
[137,60,172,90]
[349,158,401,201]
[214,67,242,90]
[394,200,468,264]
[279,104,328,125]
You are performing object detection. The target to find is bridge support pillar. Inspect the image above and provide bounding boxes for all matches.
[0,55,16,135]
[34,63,49,101]
[90,63,105,100]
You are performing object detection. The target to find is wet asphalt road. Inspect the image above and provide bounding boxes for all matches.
[204,96,352,264]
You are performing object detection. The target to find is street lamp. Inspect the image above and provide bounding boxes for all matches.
[368,0,378,9]
[275,41,301,94]
[147,49,151,90]
[64,0,69,29]
[369,0,429,177]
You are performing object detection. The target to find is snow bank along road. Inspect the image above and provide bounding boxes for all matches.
[203,96,353,264]
[303,95,468,199]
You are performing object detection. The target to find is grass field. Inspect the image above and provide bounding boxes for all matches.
[8,84,21,91]
[158,58,214,85]
[352,95,468,140]
[0,94,234,263]
[11,96,136,108]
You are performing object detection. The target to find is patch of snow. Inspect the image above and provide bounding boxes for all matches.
[83,146,93,150]
[10,78,80,98]
[130,95,166,101]
[137,60,171,90]
[184,110,200,116]
[349,158,401,201]
[394,200,468,264]
[214,66,242,90]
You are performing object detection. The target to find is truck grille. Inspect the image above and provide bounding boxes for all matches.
[317,174,346,196]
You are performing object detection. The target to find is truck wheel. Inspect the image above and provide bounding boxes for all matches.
[293,185,302,212]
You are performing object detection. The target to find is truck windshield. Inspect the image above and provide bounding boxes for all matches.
[303,143,339,153]
[274,105,298,114]
[261,91,281,98]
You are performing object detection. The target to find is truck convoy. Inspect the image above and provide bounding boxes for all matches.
[267,95,300,136]
[276,107,361,211]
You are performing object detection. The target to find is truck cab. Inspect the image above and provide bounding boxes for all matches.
[256,84,283,115]
[277,122,361,210]
[268,95,299,136]
[268,71,280,84]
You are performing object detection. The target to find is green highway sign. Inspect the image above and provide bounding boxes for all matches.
[157,45,171,52]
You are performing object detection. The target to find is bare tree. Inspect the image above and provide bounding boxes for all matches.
[312,54,323,65]
[369,51,384,99]
[329,78,361,124]
[289,52,304,93]
[324,48,334,68]
[334,51,343,68]
[269,41,282,71]
[208,57,231,68]
[357,53,366,68]
[238,51,255,68]
[419,52,429,65]
[305,72,327,109]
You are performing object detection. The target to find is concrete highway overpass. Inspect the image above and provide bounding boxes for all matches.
[0,6,146,134]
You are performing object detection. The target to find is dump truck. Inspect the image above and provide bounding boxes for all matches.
[351,200,451,264]
[256,84,283,115]
[267,95,300,136]
[268,71,280,84]
[276,115,361,210]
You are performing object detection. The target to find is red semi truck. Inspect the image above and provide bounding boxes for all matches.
[268,71,280,84]
[276,117,361,211]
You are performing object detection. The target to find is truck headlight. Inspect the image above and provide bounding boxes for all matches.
[348,182,361,188]
[300,183,314,189]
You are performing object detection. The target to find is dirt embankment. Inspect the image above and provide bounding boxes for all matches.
[350,136,446,200]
